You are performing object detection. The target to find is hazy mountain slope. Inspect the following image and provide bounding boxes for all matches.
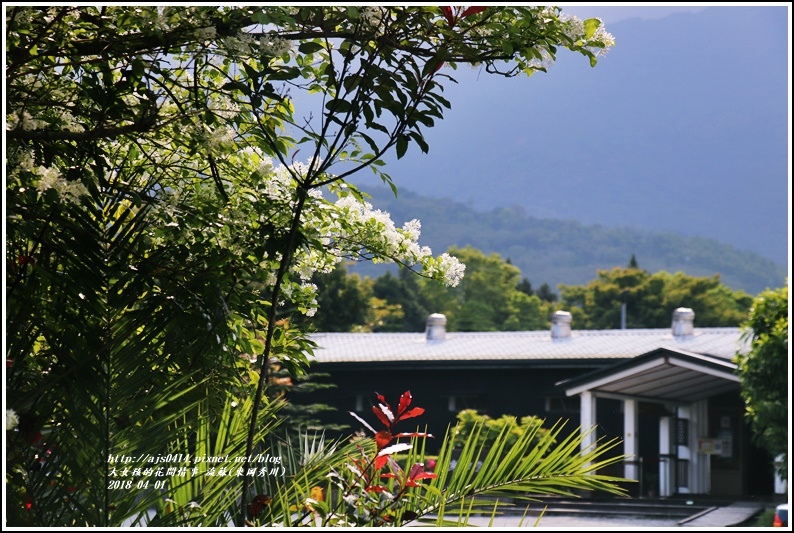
[347,187,787,297]
[353,7,790,266]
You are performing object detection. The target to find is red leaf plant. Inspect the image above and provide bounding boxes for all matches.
[324,391,436,526]
[440,6,455,27]
[439,6,487,28]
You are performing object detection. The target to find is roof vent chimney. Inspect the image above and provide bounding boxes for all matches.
[672,307,695,337]
[426,313,447,341]
[551,310,572,339]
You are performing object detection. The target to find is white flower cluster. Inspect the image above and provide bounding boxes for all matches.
[221,32,258,56]
[6,409,19,431]
[259,34,294,58]
[35,166,89,204]
[264,162,302,202]
[194,26,217,42]
[293,245,339,280]
[6,113,19,131]
[560,14,586,42]
[423,252,466,287]
[8,108,86,134]
[238,146,274,177]
[231,160,468,313]
[220,31,294,59]
[588,23,616,57]
[261,161,323,205]
[194,123,236,154]
[7,110,48,131]
[360,6,383,28]
[334,196,430,261]
[560,14,615,58]
[281,280,320,316]
[329,195,464,287]
[526,48,555,70]
[210,94,241,120]
[539,6,559,20]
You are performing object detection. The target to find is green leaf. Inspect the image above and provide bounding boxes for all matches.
[253,10,271,25]
[417,419,628,525]
[358,132,380,153]
[396,136,408,159]
[325,98,351,114]
[367,121,389,134]
[409,131,429,154]
[584,18,601,39]
[266,66,300,81]
[413,113,435,128]
[342,74,362,92]
[129,190,142,208]
[298,41,324,54]
[221,80,249,94]
[243,61,259,80]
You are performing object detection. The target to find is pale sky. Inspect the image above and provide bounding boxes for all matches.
[557,4,708,24]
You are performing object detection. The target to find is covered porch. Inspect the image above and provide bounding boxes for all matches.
[559,347,744,497]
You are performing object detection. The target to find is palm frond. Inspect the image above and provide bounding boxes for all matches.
[408,419,628,526]
[138,392,285,527]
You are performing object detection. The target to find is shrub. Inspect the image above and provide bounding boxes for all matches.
[452,409,554,451]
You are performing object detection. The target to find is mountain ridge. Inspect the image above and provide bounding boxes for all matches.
[347,186,786,297]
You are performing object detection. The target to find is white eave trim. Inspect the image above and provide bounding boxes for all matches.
[668,357,740,382]
[564,353,740,397]
[565,358,667,397]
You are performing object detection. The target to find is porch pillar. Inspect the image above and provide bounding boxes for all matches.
[691,400,710,494]
[677,406,692,494]
[774,455,788,494]
[580,390,596,456]
[659,415,674,497]
[623,399,638,481]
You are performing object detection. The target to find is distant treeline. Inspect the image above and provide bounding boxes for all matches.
[293,246,757,333]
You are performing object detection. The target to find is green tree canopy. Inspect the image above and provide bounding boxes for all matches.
[516,277,534,296]
[536,282,558,303]
[292,263,372,332]
[559,267,753,329]
[419,246,552,331]
[735,282,789,479]
[371,269,430,332]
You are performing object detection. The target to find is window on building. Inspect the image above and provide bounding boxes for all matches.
[447,395,483,412]
[545,396,580,414]
[675,418,689,446]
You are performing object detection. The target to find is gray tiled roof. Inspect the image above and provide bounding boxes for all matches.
[308,328,748,364]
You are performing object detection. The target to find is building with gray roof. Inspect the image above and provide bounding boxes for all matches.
[305,309,777,499]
